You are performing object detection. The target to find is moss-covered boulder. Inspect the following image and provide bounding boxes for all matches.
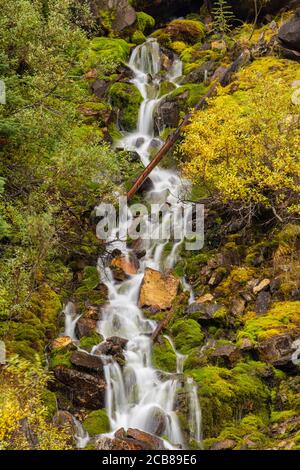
[171,319,204,355]
[83,409,110,436]
[83,37,132,75]
[108,82,142,131]
[152,20,205,47]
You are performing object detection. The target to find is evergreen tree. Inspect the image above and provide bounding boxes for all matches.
[212,0,235,38]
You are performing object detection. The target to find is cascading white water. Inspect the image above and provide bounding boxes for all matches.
[94,38,201,449]
[63,301,80,340]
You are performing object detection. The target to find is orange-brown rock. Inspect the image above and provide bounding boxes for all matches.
[139,268,180,310]
[111,254,139,281]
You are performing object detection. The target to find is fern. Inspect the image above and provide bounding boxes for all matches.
[212,0,235,38]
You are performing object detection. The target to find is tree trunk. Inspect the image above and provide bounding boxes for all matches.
[127,52,249,200]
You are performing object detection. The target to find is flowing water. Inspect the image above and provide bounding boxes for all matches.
[72,38,201,449]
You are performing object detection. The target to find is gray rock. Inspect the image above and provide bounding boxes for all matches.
[256,291,271,315]
[279,9,300,53]
[70,350,104,373]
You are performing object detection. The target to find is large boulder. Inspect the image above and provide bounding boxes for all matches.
[88,0,136,33]
[279,10,300,53]
[139,268,180,310]
[70,350,104,373]
[95,427,166,450]
[53,366,106,409]
[257,330,300,370]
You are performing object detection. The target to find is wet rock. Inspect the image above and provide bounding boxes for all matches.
[256,291,271,315]
[210,344,241,368]
[185,302,223,323]
[139,268,180,310]
[135,137,145,148]
[94,336,128,366]
[147,407,167,436]
[115,428,166,450]
[279,10,300,53]
[111,254,139,281]
[210,438,237,450]
[53,410,76,435]
[54,366,106,410]
[131,238,147,259]
[155,100,180,130]
[75,317,98,338]
[70,350,104,373]
[138,176,154,194]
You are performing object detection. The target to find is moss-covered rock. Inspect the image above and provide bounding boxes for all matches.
[152,20,205,47]
[152,336,177,373]
[83,409,110,436]
[136,12,155,33]
[171,319,204,355]
[79,332,103,352]
[108,82,142,131]
[237,301,300,345]
[82,37,132,75]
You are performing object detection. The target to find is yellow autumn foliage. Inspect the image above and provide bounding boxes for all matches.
[181,67,300,217]
[0,356,72,450]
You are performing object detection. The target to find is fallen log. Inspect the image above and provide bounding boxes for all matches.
[127,51,249,200]
[152,309,174,343]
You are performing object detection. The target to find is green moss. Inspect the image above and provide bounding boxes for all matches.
[171,319,204,355]
[169,83,208,108]
[271,410,297,424]
[76,266,100,295]
[136,12,155,32]
[190,361,271,438]
[237,301,300,345]
[152,336,177,373]
[108,82,142,131]
[159,81,176,98]
[79,333,103,352]
[153,20,205,46]
[132,30,146,45]
[49,349,72,369]
[83,37,131,74]
[42,389,57,418]
[83,409,110,436]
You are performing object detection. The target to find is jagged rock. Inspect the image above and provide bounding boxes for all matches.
[88,0,136,33]
[208,269,225,287]
[111,254,139,281]
[196,293,214,304]
[70,350,104,373]
[93,336,128,366]
[253,278,271,294]
[210,438,237,450]
[139,268,180,310]
[279,10,300,53]
[256,291,271,315]
[54,366,106,409]
[52,336,73,350]
[90,79,109,99]
[210,344,241,368]
[185,302,223,323]
[155,100,180,130]
[230,297,246,316]
[76,317,98,338]
[239,337,254,351]
[257,331,300,369]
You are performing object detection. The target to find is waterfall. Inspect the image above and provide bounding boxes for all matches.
[94,38,201,449]
[63,301,80,340]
